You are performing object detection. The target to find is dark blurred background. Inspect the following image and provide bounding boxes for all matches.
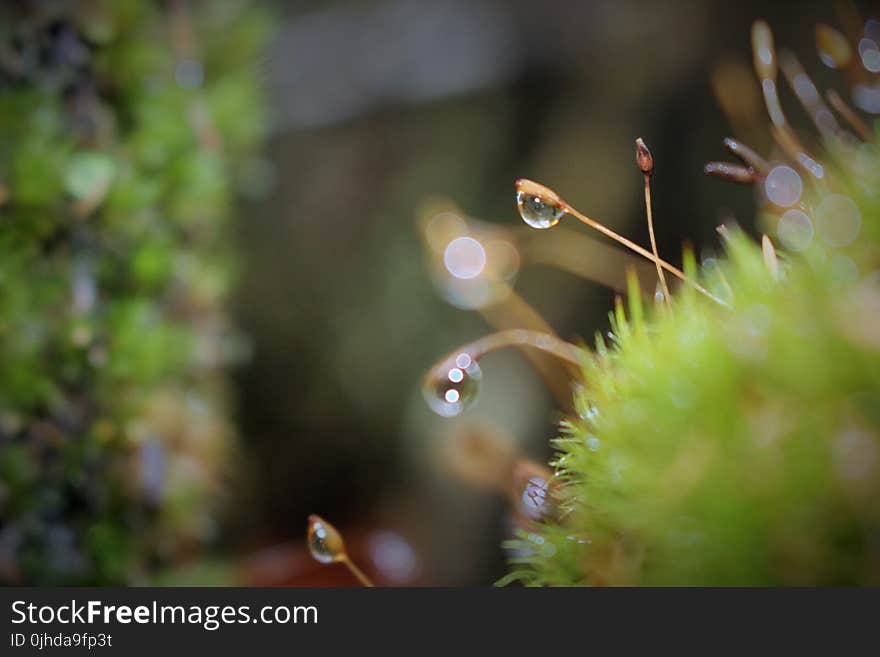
[227,0,845,585]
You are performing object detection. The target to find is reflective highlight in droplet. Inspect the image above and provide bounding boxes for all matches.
[764,165,802,207]
[423,353,482,417]
[815,194,861,247]
[777,209,813,252]
[515,178,565,229]
[443,236,486,280]
[307,514,345,564]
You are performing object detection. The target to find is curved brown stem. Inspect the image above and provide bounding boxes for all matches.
[425,329,584,390]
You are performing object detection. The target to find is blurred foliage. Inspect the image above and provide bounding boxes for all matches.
[504,126,880,585]
[0,0,268,584]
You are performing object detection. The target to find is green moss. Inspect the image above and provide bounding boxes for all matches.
[505,153,880,584]
[0,1,269,584]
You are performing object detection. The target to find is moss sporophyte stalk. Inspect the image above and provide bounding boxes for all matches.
[415,18,880,585]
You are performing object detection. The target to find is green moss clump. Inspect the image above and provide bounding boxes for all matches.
[0,1,268,584]
[503,133,880,585]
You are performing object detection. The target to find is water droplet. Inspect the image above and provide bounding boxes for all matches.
[515,179,565,229]
[520,477,549,519]
[764,165,802,207]
[511,460,554,520]
[816,24,853,69]
[423,353,482,417]
[516,192,564,229]
[654,282,667,306]
[307,514,345,564]
[777,209,813,251]
[815,194,861,247]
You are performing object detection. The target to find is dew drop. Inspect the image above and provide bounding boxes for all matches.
[515,179,565,229]
[516,191,564,229]
[307,514,345,564]
[764,165,802,207]
[654,282,667,306]
[423,353,482,417]
[510,460,555,521]
[520,476,550,520]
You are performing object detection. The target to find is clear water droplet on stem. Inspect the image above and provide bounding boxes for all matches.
[307,514,346,564]
[423,353,482,417]
[515,178,565,229]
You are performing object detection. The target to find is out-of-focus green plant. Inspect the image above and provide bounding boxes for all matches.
[0,1,268,584]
